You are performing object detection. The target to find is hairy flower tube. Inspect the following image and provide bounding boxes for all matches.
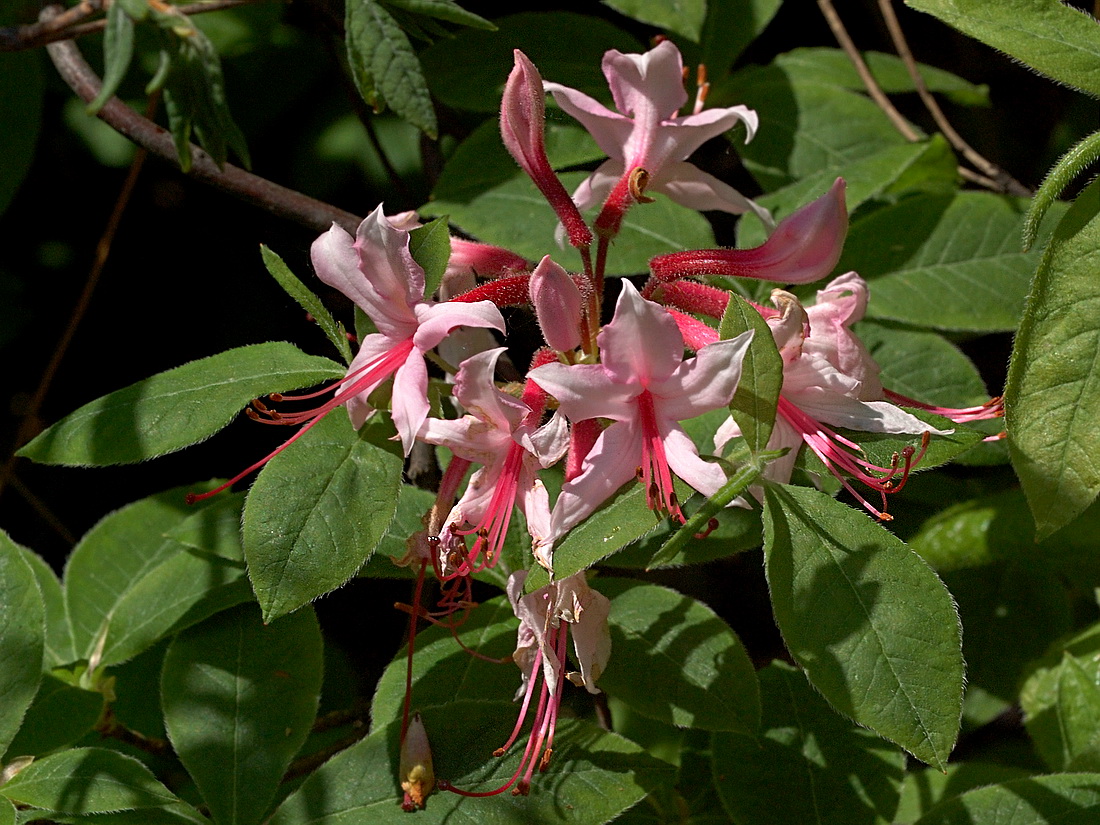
[439,571,610,798]
[714,273,950,519]
[529,280,753,562]
[543,39,771,234]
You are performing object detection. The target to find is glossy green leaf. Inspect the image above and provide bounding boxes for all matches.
[721,68,912,190]
[346,0,437,138]
[906,0,1100,99]
[61,485,236,663]
[18,343,345,466]
[97,493,253,667]
[763,484,964,768]
[261,245,353,365]
[0,748,178,812]
[420,12,642,112]
[162,602,322,825]
[12,804,210,825]
[428,171,715,276]
[1006,177,1100,538]
[712,661,906,825]
[357,483,436,578]
[5,673,104,758]
[409,217,451,299]
[894,762,1034,823]
[0,531,44,761]
[840,192,1054,332]
[603,0,705,41]
[18,546,76,669]
[774,48,990,105]
[719,294,780,453]
[701,0,783,74]
[594,579,759,733]
[611,502,763,569]
[271,700,674,824]
[911,773,1100,825]
[739,137,958,248]
[243,413,404,622]
[87,1,135,114]
[383,0,494,29]
[371,596,517,727]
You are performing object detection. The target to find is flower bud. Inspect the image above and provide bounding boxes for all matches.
[400,712,435,811]
[529,256,584,352]
[649,178,848,285]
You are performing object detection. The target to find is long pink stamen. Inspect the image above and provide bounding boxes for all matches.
[636,390,686,522]
[448,443,526,579]
[883,390,1004,423]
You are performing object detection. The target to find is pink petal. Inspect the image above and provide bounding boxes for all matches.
[544,83,633,161]
[662,426,728,499]
[451,348,528,432]
[390,349,430,455]
[603,41,687,124]
[527,362,638,423]
[657,330,754,421]
[411,299,506,351]
[341,334,393,429]
[598,280,684,386]
[311,222,391,322]
[794,393,952,436]
[641,106,758,171]
[652,162,774,227]
[550,421,642,538]
[530,256,584,352]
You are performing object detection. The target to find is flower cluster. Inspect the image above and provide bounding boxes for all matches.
[221,39,1002,806]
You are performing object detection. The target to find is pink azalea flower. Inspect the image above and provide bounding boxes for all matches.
[529,280,753,555]
[715,272,951,519]
[418,348,568,577]
[441,570,610,798]
[310,205,506,454]
[544,40,771,227]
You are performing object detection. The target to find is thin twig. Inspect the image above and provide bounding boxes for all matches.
[816,0,920,141]
[96,710,174,758]
[8,477,78,545]
[1,0,261,52]
[42,7,361,234]
[876,0,1031,197]
[283,724,371,783]
[312,703,371,734]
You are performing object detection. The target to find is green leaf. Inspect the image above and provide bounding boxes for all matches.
[893,762,1034,823]
[719,294,781,453]
[911,773,1100,825]
[1006,176,1100,538]
[420,12,642,112]
[738,138,958,248]
[346,0,437,138]
[18,342,345,467]
[13,804,210,824]
[524,481,678,593]
[774,48,991,105]
[162,603,323,825]
[603,0,706,41]
[261,246,353,365]
[270,700,674,824]
[839,192,1060,331]
[0,34,44,218]
[721,68,912,190]
[762,484,964,768]
[5,673,104,758]
[96,494,254,667]
[382,0,494,29]
[906,0,1100,100]
[370,596,518,727]
[712,661,906,825]
[0,531,44,761]
[594,579,760,734]
[18,547,77,669]
[358,483,436,578]
[408,217,451,299]
[243,413,404,622]
[61,484,219,661]
[611,500,763,569]
[0,748,179,812]
[0,797,11,825]
[701,0,783,74]
[1023,129,1100,251]
[87,1,135,115]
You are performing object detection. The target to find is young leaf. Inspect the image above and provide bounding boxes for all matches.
[594,578,760,734]
[0,530,44,761]
[260,245,353,365]
[719,294,781,454]
[162,603,323,825]
[269,701,675,824]
[346,0,437,138]
[910,773,1100,825]
[701,0,783,74]
[243,413,404,622]
[17,342,345,466]
[906,0,1100,100]
[762,484,964,769]
[1006,176,1100,538]
[5,673,104,758]
[408,217,451,299]
[18,546,77,668]
[0,748,179,813]
[1023,129,1100,251]
[87,0,135,115]
[712,662,906,825]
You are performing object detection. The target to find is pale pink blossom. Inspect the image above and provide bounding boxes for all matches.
[529,280,753,553]
[311,206,506,454]
[544,40,771,226]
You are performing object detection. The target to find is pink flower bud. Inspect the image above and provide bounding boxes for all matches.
[649,178,848,285]
[501,51,592,249]
[529,256,583,352]
[400,712,435,811]
[446,239,531,284]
